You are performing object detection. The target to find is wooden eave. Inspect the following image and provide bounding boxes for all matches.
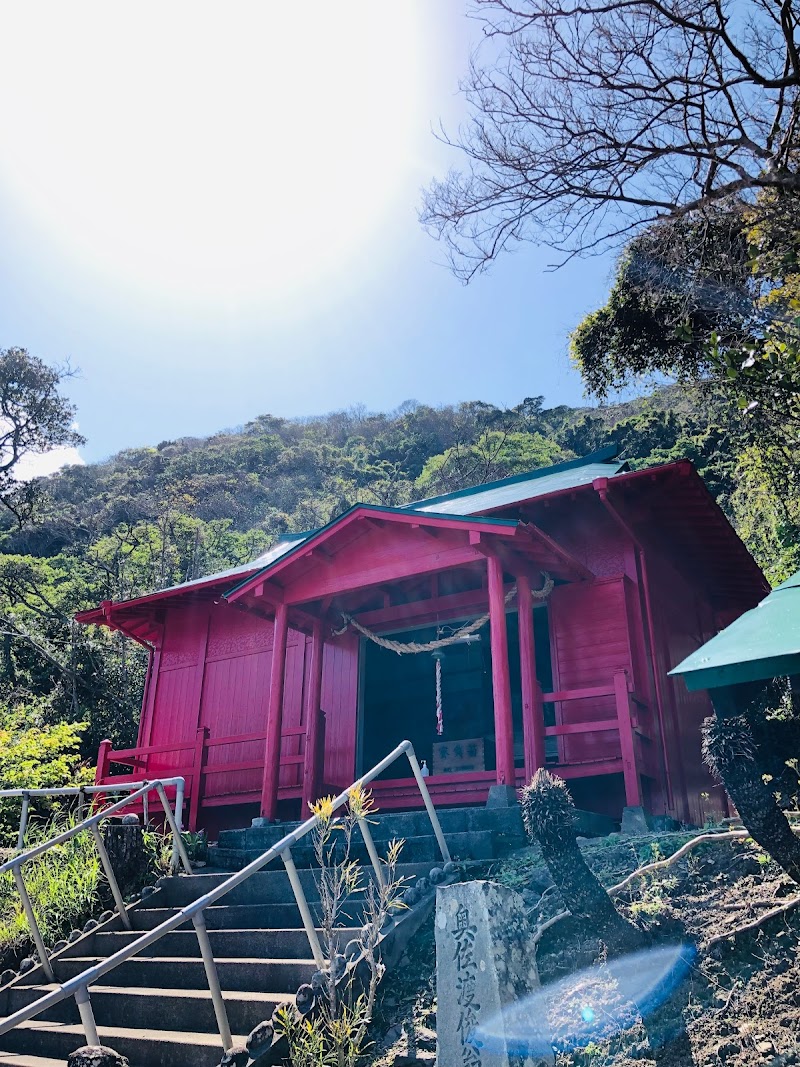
[226,503,591,609]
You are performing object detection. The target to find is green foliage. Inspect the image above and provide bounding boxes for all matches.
[0,817,101,967]
[0,699,90,845]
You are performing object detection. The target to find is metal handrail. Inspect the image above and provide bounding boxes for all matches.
[0,740,449,1053]
[0,779,191,983]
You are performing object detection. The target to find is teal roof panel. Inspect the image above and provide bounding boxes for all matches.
[405,450,627,517]
[670,571,800,689]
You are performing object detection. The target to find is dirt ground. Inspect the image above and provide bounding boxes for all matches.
[368,831,800,1067]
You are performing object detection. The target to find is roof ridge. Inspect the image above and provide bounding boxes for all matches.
[402,443,621,512]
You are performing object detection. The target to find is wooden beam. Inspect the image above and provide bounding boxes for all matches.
[302,619,325,812]
[488,555,515,788]
[260,602,289,820]
[517,575,545,779]
[285,544,484,605]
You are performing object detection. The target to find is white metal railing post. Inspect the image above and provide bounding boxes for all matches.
[192,910,233,1051]
[0,747,450,1044]
[357,817,385,889]
[16,793,30,852]
[155,783,193,874]
[405,744,451,864]
[172,779,185,874]
[142,787,149,828]
[12,868,54,982]
[74,985,99,1046]
[90,824,132,930]
[282,848,326,969]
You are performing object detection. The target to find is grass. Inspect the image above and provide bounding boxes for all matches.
[0,817,102,968]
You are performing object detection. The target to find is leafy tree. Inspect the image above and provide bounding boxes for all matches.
[0,348,84,525]
[416,430,568,495]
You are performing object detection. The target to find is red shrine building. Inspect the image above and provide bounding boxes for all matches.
[77,447,768,834]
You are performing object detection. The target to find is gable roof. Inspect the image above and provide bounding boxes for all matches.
[404,445,627,516]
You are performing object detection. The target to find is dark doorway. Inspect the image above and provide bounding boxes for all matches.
[359,607,553,779]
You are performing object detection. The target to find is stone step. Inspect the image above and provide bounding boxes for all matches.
[129,902,352,931]
[0,1020,245,1067]
[209,830,492,872]
[53,954,316,995]
[5,983,291,1036]
[216,805,526,851]
[0,1053,65,1067]
[152,862,432,908]
[90,927,359,960]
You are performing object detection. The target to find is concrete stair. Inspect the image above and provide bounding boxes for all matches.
[210,804,528,871]
[0,859,431,1067]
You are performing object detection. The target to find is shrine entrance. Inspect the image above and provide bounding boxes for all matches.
[358,607,554,804]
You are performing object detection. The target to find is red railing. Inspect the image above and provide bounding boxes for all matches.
[96,714,327,831]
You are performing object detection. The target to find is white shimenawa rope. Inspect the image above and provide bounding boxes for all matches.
[330,572,554,652]
[435,655,443,736]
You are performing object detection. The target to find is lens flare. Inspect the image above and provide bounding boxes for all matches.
[472,942,696,1057]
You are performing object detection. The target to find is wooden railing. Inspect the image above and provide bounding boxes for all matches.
[539,669,652,807]
[97,714,326,831]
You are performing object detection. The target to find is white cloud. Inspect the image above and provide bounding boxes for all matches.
[15,447,85,481]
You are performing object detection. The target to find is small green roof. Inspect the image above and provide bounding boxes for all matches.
[670,569,800,690]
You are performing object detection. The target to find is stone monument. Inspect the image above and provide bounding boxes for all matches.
[435,880,554,1067]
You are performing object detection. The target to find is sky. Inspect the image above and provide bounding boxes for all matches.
[0,1,616,470]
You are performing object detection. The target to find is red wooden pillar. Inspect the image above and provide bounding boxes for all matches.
[302,620,325,813]
[260,602,289,820]
[189,726,209,832]
[517,576,545,780]
[96,740,112,784]
[614,669,642,807]
[487,555,515,787]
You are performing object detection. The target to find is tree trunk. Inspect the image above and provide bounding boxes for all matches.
[703,713,800,885]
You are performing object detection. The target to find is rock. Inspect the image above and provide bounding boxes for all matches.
[344,937,362,962]
[435,880,553,1067]
[295,983,314,1015]
[402,887,420,907]
[756,1040,776,1056]
[443,861,458,877]
[219,1046,249,1067]
[141,885,156,898]
[99,910,114,923]
[331,953,346,980]
[246,1019,274,1058]
[717,1039,741,1061]
[620,806,650,836]
[121,813,140,825]
[310,969,328,995]
[428,866,445,885]
[383,1023,404,1046]
[391,1052,435,1066]
[0,969,15,986]
[18,957,36,974]
[415,877,429,894]
[103,822,147,896]
[67,1047,130,1067]
[68,929,82,943]
[83,918,99,933]
[416,1025,437,1050]
[486,784,518,808]
[52,939,68,953]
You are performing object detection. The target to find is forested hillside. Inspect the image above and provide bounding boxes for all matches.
[0,385,795,767]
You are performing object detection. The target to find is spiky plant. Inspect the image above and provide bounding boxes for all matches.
[520,769,642,956]
[702,715,800,884]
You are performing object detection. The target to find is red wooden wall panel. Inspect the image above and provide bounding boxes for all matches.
[320,634,359,789]
[549,578,632,764]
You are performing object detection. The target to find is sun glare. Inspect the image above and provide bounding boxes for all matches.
[0,2,425,309]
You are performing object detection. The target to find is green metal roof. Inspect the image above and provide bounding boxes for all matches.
[404,445,627,516]
[670,569,800,690]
